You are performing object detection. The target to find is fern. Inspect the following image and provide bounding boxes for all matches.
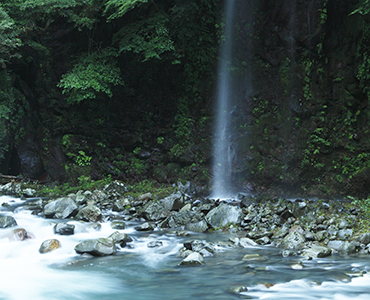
[104,0,149,20]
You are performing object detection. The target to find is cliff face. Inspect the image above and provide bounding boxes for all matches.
[2,0,370,198]
[231,0,369,197]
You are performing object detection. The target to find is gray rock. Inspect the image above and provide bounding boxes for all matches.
[113,197,131,212]
[109,231,132,247]
[111,220,126,229]
[338,219,349,229]
[239,237,258,247]
[179,252,205,265]
[159,192,184,211]
[183,240,215,254]
[147,241,163,248]
[328,240,345,251]
[75,191,87,205]
[137,193,152,201]
[76,205,102,222]
[139,201,170,221]
[75,238,116,256]
[0,216,17,228]
[337,229,353,240]
[104,180,130,197]
[358,233,370,245]
[53,223,75,235]
[135,222,155,231]
[302,245,331,259]
[0,182,22,196]
[39,239,61,253]
[22,188,36,197]
[282,231,306,249]
[338,241,356,255]
[229,286,248,294]
[163,210,204,230]
[315,230,328,242]
[205,203,243,229]
[44,197,78,219]
[256,236,270,245]
[185,220,208,233]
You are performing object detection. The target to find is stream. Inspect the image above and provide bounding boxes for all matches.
[1,195,370,300]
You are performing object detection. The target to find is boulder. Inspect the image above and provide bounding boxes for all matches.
[111,220,126,229]
[109,231,132,247]
[338,241,356,255]
[44,197,78,219]
[0,216,17,228]
[75,238,116,256]
[135,222,155,231]
[39,239,61,253]
[137,193,152,201]
[185,220,209,233]
[75,204,102,222]
[239,237,258,247]
[159,192,184,211]
[179,252,205,266]
[205,203,243,229]
[302,245,331,259]
[53,223,75,235]
[104,180,130,197]
[282,231,306,249]
[183,240,215,254]
[139,201,170,221]
[164,210,203,230]
[0,182,22,196]
[113,197,131,212]
[9,228,34,241]
[358,233,370,245]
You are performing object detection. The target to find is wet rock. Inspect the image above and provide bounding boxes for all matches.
[338,219,349,229]
[39,239,61,253]
[108,231,132,247]
[159,192,184,211]
[111,220,126,229]
[75,238,116,256]
[281,249,297,257]
[358,233,370,245]
[103,180,130,197]
[282,231,306,249]
[337,229,353,240]
[53,223,75,235]
[327,240,345,251]
[183,240,215,254]
[304,231,316,241]
[147,241,163,248]
[76,204,102,222]
[338,241,356,255]
[112,197,131,212]
[242,254,266,261]
[22,188,36,197]
[256,236,270,245]
[9,228,34,241]
[315,230,328,242]
[179,252,205,266]
[75,191,87,205]
[177,181,196,195]
[86,222,102,232]
[302,245,331,259]
[239,237,258,247]
[137,193,152,202]
[139,201,170,221]
[205,203,243,229]
[0,216,17,228]
[44,197,78,219]
[273,226,289,239]
[0,182,22,196]
[185,220,208,233]
[229,286,248,294]
[135,222,155,231]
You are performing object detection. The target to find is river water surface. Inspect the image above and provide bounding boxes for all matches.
[1,195,370,300]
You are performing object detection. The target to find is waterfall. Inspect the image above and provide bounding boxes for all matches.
[212,0,237,198]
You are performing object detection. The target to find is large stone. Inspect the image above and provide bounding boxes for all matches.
[53,223,75,235]
[75,204,102,222]
[104,181,130,197]
[74,238,116,256]
[109,231,132,247]
[179,252,205,266]
[111,220,126,229]
[139,201,169,221]
[39,239,61,253]
[205,203,243,229]
[8,228,34,241]
[159,192,184,211]
[135,222,155,231]
[185,220,209,233]
[302,245,331,259]
[164,210,203,230]
[239,237,258,247]
[338,241,356,255]
[0,216,17,228]
[44,197,78,219]
[358,233,370,245]
[282,231,306,249]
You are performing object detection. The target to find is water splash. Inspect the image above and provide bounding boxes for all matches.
[212,0,237,198]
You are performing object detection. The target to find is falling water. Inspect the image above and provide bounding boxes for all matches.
[212,0,236,198]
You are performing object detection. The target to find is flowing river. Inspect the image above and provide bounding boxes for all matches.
[1,195,370,300]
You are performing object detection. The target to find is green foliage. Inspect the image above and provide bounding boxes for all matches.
[58,49,124,103]
[104,0,149,20]
[351,0,370,15]
[0,5,21,65]
[113,15,175,61]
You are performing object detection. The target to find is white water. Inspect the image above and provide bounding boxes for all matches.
[212,0,237,199]
[2,196,370,300]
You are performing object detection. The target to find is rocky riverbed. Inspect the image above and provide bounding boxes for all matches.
[1,181,369,259]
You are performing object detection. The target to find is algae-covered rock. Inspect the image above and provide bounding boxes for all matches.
[39,239,61,253]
